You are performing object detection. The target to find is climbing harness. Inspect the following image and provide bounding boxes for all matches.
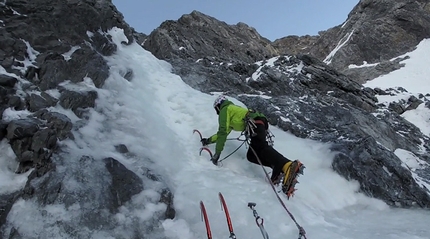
[244,116,275,146]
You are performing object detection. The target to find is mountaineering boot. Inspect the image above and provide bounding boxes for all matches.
[281,160,305,199]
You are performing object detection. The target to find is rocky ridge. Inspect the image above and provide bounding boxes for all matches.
[305,0,430,83]
[266,1,430,84]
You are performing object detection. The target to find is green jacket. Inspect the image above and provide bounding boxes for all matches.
[208,100,265,155]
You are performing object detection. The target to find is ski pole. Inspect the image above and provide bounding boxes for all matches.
[247,202,269,239]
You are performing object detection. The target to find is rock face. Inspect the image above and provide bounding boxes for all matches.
[0,0,128,172]
[272,35,319,55]
[144,10,279,63]
[0,0,174,237]
[304,0,430,83]
[142,10,430,207]
[143,11,280,93]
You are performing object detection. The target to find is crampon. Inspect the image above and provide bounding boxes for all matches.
[280,160,305,199]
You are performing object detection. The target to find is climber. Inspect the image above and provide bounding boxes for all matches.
[201,95,304,194]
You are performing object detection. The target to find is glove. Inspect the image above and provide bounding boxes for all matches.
[211,153,220,165]
[201,138,211,146]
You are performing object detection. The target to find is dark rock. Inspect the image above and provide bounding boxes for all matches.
[389,101,406,114]
[89,31,117,56]
[37,47,110,90]
[34,110,73,140]
[19,151,34,163]
[6,118,41,140]
[28,92,58,112]
[115,144,129,154]
[7,96,24,110]
[31,128,57,152]
[36,52,68,90]
[14,161,34,174]
[405,95,423,111]
[0,85,16,101]
[0,192,20,230]
[332,137,430,208]
[142,168,161,182]
[272,35,319,55]
[5,117,58,170]
[24,66,39,82]
[160,189,175,219]
[65,47,110,88]
[7,227,22,239]
[228,62,258,76]
[104,157,143,212]
[59,89,97,117]
[1,57,14,69]
[10,137,32,161]
[121,68,134,81]
[0,75,17,87]
[0,121,7,140]
[373,87,390,95]
[132,29,147,46]
[5,0,134,49]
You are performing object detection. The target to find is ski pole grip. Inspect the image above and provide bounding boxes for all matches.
[247,202,256,208]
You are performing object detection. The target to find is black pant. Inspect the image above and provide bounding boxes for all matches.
[246,117,290,181]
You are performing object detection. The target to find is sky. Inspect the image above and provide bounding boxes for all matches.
[112,0,359,41]
[1,29,430,238]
